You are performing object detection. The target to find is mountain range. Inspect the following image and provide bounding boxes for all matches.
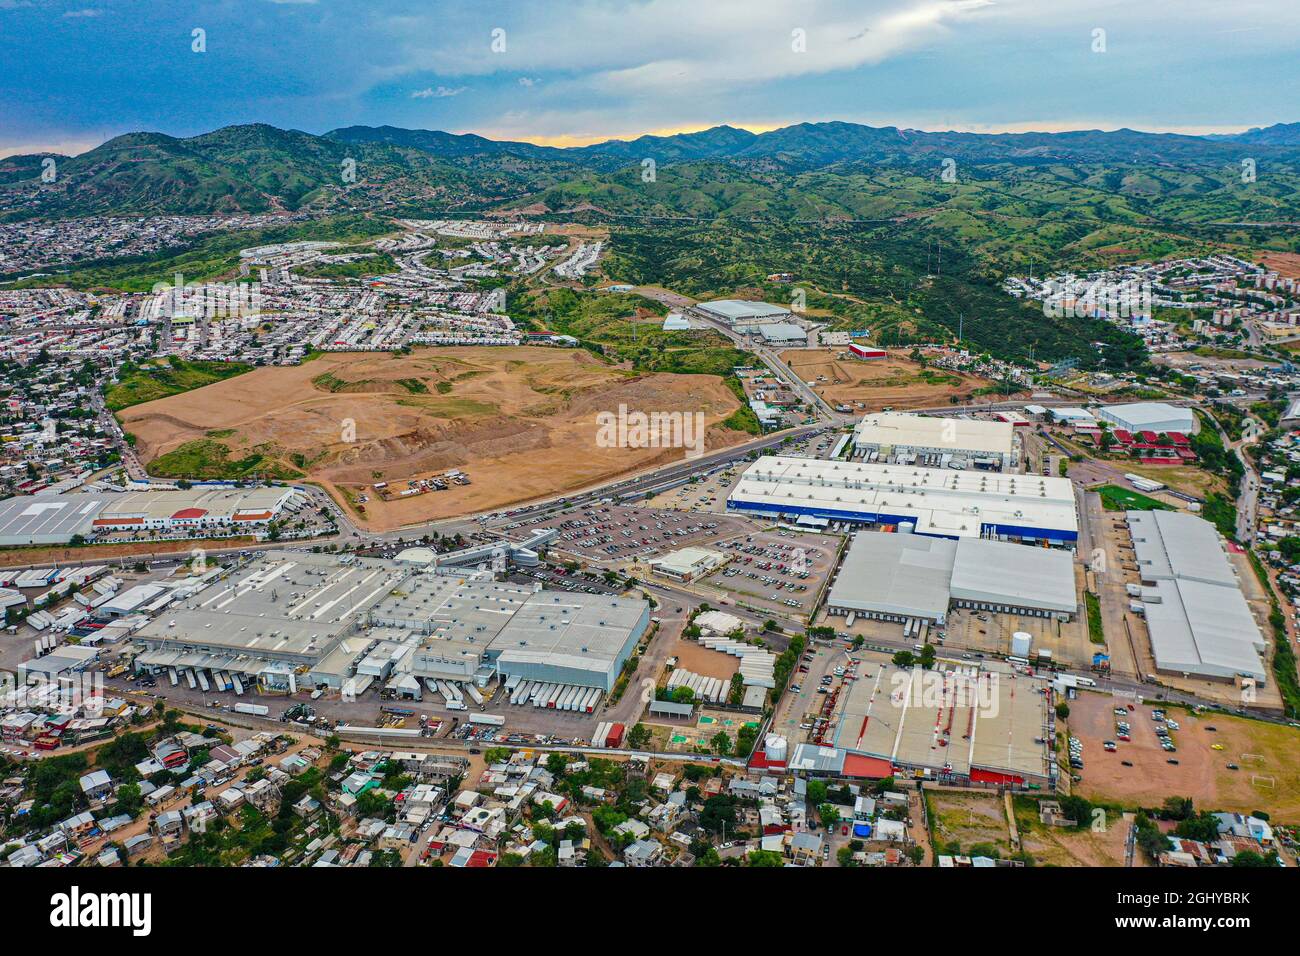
[5,119,1300,222]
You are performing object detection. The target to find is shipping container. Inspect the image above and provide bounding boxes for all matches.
[233,702,270,716]
[469,713,505,727]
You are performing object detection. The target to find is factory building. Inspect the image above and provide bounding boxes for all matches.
[695,299,791,328]
[1125,511,1267,685]
[789,659,1056,788]
[1097,402,1196,436]
[853,412,1015,471]
[134,551,649,695]
[727,456,1078,546]
[825,531,1077,626]
[0,486,297,546]
[648,546,727,583]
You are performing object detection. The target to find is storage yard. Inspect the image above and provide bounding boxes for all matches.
[119,346,748,530]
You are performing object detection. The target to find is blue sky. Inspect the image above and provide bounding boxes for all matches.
[3,0,1299,157]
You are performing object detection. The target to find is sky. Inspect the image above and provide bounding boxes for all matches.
[2,0,1299,157]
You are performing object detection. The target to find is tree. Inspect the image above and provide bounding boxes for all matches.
[711,731,732,756]
[747,850,784,867]
[1055,702,1070,719]
[892,650,915,668]
[1231,850,1278,867]
[819,802,840,830]
[627,724,652,749]
[699,795,737,834]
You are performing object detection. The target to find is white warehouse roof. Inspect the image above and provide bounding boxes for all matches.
[696,299,790,324]
[1098,402,1195,434]
[728,456,1079,543]
[853,412,1014,458]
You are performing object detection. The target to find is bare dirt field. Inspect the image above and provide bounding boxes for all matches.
[779,349,999,410]
[927,790,1013,856]
[1011,796,1135,866]
[1071,691,1300,821]
[120,347,748,531]
[668,639,740,682]
[1259,251,1300,279]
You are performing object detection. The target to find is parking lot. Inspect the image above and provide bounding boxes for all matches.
[694,527,840,620]
[503,502,758,565]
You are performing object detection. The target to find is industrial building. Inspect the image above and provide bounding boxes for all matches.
[754,323,807,344]
[1097,402,1196,436]
[825,531,1077,626]
[790,659,1055,787]
[727,456,1079,545]
[1125,511,1267,685]
[695,299,791,327]
[648,546,727,583]
[0,486,297,546]
[853,412,1015,471]
[133,551,649,696]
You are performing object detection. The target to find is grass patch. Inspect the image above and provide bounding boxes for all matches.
[106,357,252,412]
[1084,591,1105,644]
[394,396,498,419]
[1097,484,1174,512]
[149,439,301,481]
[721,405,762,435]
[1202,492,1238,540]
[395,378,428,394]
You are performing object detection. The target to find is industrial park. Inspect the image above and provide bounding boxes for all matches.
[2,4,1298,936]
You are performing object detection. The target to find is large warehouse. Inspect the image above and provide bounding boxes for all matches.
[727,456,1079,545]
[853,412,1015,471]
[134,551,650,694]
[790,660,1056,787]
[0,486,296,546]
[695,299,791,327]
[826,531,1077,625]
[1126,511,1267,685]
[1097,402,1196,436]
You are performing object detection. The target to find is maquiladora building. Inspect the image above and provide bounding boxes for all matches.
[727,456,1079,546]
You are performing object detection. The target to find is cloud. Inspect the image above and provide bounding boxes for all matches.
[411,85,466,99]
[517,77,539,88]
[61,7,102,17]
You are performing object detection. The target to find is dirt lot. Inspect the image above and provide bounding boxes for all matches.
[1258,252,1300,280]
[668,638,740,681]
[120,347,748,531]
[927,790,1013,856]
[1070,691,1300,821]
[780,350,998,411]
[1010,796,1136,866]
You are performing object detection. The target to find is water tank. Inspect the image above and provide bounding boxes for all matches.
[1011,631,1032,657]
[764,734,788,763]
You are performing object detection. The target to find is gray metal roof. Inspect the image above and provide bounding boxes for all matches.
[828,532,954,619]
[827,531,1077,618]
[950,538,1077,613]
[1125,511,1266,682]
[1128,510,1238,587]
